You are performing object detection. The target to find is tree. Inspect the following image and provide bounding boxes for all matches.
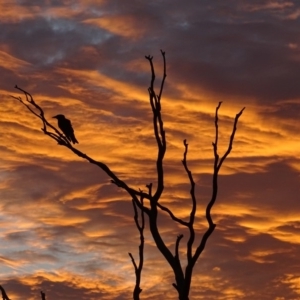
[12,51,244,300]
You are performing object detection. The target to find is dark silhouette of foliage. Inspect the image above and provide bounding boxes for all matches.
[12,51,244,299]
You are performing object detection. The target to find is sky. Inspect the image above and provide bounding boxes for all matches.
[1,0,300,299]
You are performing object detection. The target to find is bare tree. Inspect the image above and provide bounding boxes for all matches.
[12,51,244,300]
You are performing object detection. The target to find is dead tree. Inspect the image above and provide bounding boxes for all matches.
[12,51,244,300]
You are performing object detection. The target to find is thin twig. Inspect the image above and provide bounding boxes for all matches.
[183,104,245,296]
[182,139,197,263]
[175,234,184,260]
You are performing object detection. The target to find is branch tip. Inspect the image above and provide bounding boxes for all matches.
[172,283,179,292]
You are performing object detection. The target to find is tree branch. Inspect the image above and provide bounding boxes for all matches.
[192,103,245,267]
[158,50,167,101]
[217,106,245,171]
[40,291,46,300]
[12,86,152,215]
[145,53,166,202]
[175,234,184,260]
[129,197,145,300]
[157,202,189,227]
[144,53,186,295]
[182,139,197,263]
[0,286,11,300]
[12,85,69,145]
[12,52,244,300]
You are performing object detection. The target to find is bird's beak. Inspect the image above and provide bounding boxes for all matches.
[53,116,57,118]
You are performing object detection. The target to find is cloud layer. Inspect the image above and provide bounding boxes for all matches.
[1,0,300,299]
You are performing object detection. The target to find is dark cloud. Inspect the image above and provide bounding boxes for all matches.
[2,276,112,300]
[190,216,300,299]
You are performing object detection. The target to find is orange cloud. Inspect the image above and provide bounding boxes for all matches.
[83,15,147,39]
[0,51,30,71]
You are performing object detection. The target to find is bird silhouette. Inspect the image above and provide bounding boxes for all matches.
[53,114,78,144]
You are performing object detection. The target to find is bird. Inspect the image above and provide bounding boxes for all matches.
[53,114,79,144]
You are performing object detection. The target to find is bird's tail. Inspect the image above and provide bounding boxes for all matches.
[72,136,79,144]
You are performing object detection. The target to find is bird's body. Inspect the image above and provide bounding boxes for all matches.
[53,114,78,144]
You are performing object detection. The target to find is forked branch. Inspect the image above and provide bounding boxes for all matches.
[128,197,145,300]
[193,102,245,265]
[11,87,151,215]
[12,85,68,145]
[145,51,166,201]
[12,52,245,300]
[182,139,197,263]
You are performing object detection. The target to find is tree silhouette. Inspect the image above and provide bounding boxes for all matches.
[129,198,145,299]
[0,285,47,299]
[0,285,11,300]
[12,51,245,300]
[40,291,46,300]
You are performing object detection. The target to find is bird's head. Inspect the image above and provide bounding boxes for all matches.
[53,114,65,120]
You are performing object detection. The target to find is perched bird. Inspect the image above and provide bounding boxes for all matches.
[53,114,78,144]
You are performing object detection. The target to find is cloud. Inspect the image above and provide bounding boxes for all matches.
[1,0,300,299]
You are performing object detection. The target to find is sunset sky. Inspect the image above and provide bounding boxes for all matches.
[1,1,300,299]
